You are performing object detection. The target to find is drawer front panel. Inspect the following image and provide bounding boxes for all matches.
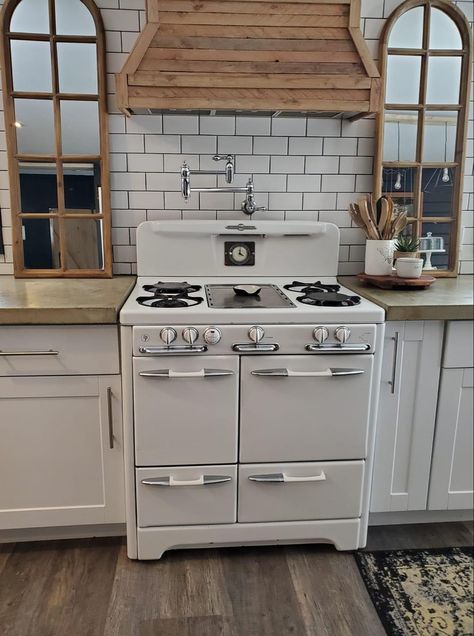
[136,465,237,527]
[240,355,373,462]
[238,461,365,523]
[134,356,238,466]
[0,326,119,376]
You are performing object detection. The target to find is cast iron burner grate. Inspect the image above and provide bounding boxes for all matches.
[297,291,361,307]
[142,281,202,295]
[136,292,204,308]
[284,280,341,294]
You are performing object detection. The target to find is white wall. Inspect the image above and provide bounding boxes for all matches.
[0,0,472,275]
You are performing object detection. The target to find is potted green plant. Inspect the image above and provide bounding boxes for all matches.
[394,234,420,260]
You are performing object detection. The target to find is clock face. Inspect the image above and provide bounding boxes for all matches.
[229,243,251,264]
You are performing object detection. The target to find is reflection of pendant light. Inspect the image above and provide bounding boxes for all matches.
[442,121,450,183]
[394,121,402,190]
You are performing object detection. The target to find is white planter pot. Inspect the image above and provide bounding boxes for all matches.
[365,240,394,276]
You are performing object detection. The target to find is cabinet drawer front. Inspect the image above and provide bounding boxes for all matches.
[134,356,238,466]
[0,326,119,376]
[240,355,373,463]
[443,321,474,368]
[238,461,364,523]
[136,465,237,527]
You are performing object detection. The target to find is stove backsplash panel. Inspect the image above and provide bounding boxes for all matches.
[0,0,472,276]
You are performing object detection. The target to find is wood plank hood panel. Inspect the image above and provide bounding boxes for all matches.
[116,0,381,117]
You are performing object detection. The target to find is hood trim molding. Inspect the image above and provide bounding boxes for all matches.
[116,0,381,118]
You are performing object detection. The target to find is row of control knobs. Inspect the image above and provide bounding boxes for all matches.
[160,325,351,346]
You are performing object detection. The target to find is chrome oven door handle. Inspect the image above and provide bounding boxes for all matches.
[305,343,371,353]
[232,343,279,352]
[0,349,59,356]
[248,472,326,483]
[139,368,234,378]
[251,368,364,377]
[141,475,232,487]
[138,345,208,354]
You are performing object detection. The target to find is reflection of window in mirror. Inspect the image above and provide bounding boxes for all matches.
[0,0,111,277]
[375,0,472,276]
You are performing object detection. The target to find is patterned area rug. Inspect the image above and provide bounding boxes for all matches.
[355,547,474,636]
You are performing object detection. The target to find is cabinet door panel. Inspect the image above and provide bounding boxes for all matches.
[0,375,124,529]
[370,321,444,512]
[429,368,474,510]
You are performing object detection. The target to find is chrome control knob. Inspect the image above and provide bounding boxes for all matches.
[203,327,221,345]
[160,327,177,345]
[313,326,329,344]
[182,327,199,345]
[249,325,265,344]
[335,326,351,344]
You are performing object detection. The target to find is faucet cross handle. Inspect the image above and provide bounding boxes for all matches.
[241,178,267,216]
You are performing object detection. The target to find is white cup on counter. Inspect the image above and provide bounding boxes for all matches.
[395,257,424,279]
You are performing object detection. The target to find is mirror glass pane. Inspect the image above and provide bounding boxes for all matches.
[55,0,96,36]
[22,218,61,269]
[19,162,58,213]
[383,110,418,162]
[15,99,55,155]
[388,7,424,49]
[423,111,458,162]
[422,166,455,218]
[57,43,98,94]
[429,8,462,50]
[420,221,451,269]
[11,40,52,93]
[426,57,461,104]
[10,0,49,33]
[64,163,100,212]
[382,167,417,197]
[64,219,104,269]
[60,101,100,155]
[386,56,421,104]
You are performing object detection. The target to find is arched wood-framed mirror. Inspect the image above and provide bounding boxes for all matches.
[0,0,112,277]
[375,0,472,275]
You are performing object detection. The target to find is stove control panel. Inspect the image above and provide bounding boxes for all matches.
[133,324,378,356]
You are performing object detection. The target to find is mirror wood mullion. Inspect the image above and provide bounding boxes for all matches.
[0,0,112,277]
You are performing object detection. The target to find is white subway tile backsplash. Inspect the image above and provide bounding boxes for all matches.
[269,192,303,210]
[287,175,321,192]
[200,116,235,135]
[182,135,217,154]
[235,155,270,173]
[236,117,271,136]
[303,193,338,210]
[288,137,323,155]
[323,138,358,156]
[340,156,373,175]
[319,211,352,227]
[254,137,288,155]
[253,174,287,192]
[145,135,180,154]
[126,114,162,134]
[218,136,253,154]
[128,153,164,172]
[307,118,341,137]
[146,173,180,191]
[166,192,197,209]
[305,156,339,174]
[164,154,199,172]
[110,133,144,153]
[321,175,356,193]
[101,8,139,30]
[271,156,305,173]
[129,191,164,209]
[111,172,145,191]
[110,153,128,172]
[112,209,146,227]
[272,117,306,136]
[200,192,235,210]
[163,115,198,134]
[111,190,129,209]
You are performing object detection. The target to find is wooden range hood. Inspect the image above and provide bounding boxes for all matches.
[116,0,381,118]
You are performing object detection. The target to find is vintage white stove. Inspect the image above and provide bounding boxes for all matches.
[120,220,384,559]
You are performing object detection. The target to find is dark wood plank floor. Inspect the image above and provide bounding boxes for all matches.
[0,522,472,636]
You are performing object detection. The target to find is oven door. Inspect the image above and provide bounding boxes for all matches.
[134,356,238,466]
[240,354,374,463]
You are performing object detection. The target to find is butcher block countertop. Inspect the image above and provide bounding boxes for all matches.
[339,276,474,321]
[0,276,135,324]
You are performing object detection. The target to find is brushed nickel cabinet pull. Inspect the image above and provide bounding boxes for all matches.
[0,350,59,356]
[389,332,400,395]
[141,475,232,487]
[106,386,114,449]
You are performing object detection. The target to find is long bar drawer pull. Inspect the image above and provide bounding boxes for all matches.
[249,472,326,483]
[251,368,364,377]
[232,343,279,352]
[139,345,208,354]
[141,475,232,487]
[305,343,370,353]
[0,349,59,356]
[139,368,234,378]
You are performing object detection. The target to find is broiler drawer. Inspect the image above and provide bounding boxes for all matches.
[238,461,365,523]
[136,465,237,527]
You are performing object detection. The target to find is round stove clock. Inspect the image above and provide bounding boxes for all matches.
[224,241,255,266]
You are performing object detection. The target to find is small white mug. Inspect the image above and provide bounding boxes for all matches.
[395,257,424,279]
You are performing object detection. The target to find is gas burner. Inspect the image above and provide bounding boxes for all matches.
[297,291,361,307]
[142,281,202,295]
[136,293,204,308]
[284,280,341,294]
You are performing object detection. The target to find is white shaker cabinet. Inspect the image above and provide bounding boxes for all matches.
[0,326,125,530]
[429,322,473,511]
[370,321,444,513]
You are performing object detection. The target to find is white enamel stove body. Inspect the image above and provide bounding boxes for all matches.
[120,221,385,559]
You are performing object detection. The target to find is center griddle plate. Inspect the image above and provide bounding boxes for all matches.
[205,284,295,309]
